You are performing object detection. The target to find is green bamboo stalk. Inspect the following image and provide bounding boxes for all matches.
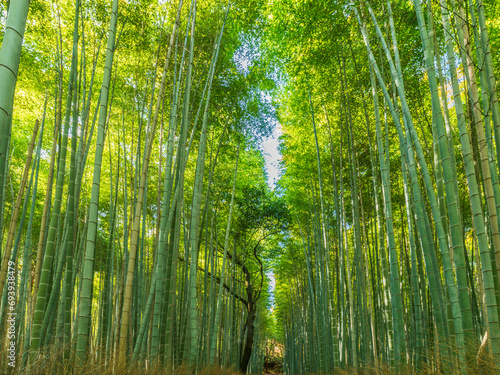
[0,0,30,233]
[121,1,183,361]
[187,3,227,364]
[76,0,118,365]
[30,0,80,355]
[0,118,38,308]
[209,142,240,365]
[355,9,450,368]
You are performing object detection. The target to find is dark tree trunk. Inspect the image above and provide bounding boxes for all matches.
[239,302,256,373]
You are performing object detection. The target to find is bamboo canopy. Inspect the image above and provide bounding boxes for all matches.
[1,0,500,374]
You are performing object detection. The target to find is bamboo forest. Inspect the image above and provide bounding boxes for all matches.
[3,0,500,374]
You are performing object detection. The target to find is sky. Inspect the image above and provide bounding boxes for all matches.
[233,37,282,311]
[261,121,282,191]
[261,120,282,311]
[233,36,283,191]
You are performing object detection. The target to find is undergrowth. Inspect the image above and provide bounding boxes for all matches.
[2,344,497,374]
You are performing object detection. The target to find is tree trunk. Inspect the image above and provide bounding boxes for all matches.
[240,303,256,373]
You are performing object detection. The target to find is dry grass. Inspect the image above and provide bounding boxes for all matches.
[4,359,499,374]
[2,346,244,375]
[300,356,498,375]
[2,344,498,374]
[6,360,245,375]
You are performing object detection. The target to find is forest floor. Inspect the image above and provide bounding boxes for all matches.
[263,361,283,374]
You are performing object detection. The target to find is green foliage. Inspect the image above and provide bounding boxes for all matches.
[3,0,500,372]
